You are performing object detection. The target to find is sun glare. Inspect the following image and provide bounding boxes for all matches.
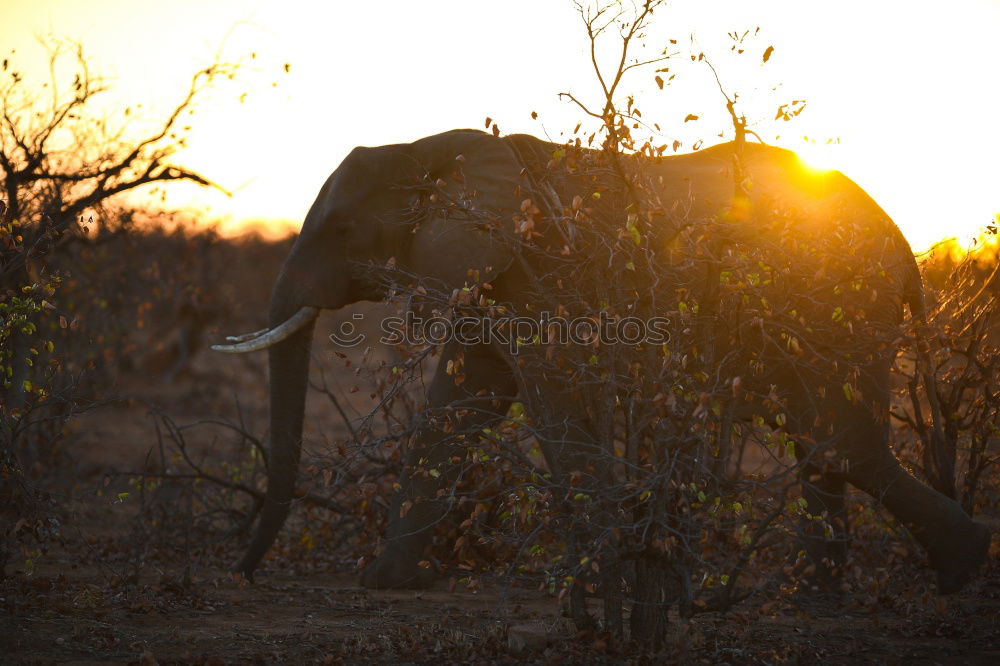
[792,139,843,173]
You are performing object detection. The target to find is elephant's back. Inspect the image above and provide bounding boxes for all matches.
[650,141,921,328]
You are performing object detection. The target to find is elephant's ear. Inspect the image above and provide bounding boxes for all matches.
[404,130,521,303]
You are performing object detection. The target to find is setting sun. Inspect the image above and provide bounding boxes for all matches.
[792,139,843,173]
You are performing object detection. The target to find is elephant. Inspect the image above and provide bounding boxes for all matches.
[213,128,990,595]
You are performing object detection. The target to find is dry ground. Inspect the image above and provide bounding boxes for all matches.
[3,354,998,665]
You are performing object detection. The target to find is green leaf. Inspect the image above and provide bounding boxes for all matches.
[627,225,642,245]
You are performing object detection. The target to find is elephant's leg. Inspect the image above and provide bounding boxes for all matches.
[833,403,990,594]
[524,392,621,628]
[361,342,515,589]
[797,461,849,582]
[541,421,610,631]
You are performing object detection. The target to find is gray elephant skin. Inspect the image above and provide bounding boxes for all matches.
[214,129,990,594]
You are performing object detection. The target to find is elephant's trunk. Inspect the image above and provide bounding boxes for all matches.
[235,300,316,579]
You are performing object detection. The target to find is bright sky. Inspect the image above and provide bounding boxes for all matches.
[2,0,998,251]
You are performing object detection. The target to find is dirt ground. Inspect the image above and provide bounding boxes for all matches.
[3,396,998,663]
[2,517,998,664]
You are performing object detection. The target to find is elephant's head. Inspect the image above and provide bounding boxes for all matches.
[214,130,521,578]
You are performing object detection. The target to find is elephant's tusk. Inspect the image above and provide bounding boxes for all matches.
[211,306,319,353]
[225,328,271,343]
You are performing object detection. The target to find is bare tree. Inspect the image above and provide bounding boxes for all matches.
[0,39,235,513]
[0,40,230,227]
[894,243,1000,511]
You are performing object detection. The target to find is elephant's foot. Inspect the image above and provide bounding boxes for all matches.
[793,558,846,594]
[932,521,990,595]
[360,550,436,590]
[800,524,848,589]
